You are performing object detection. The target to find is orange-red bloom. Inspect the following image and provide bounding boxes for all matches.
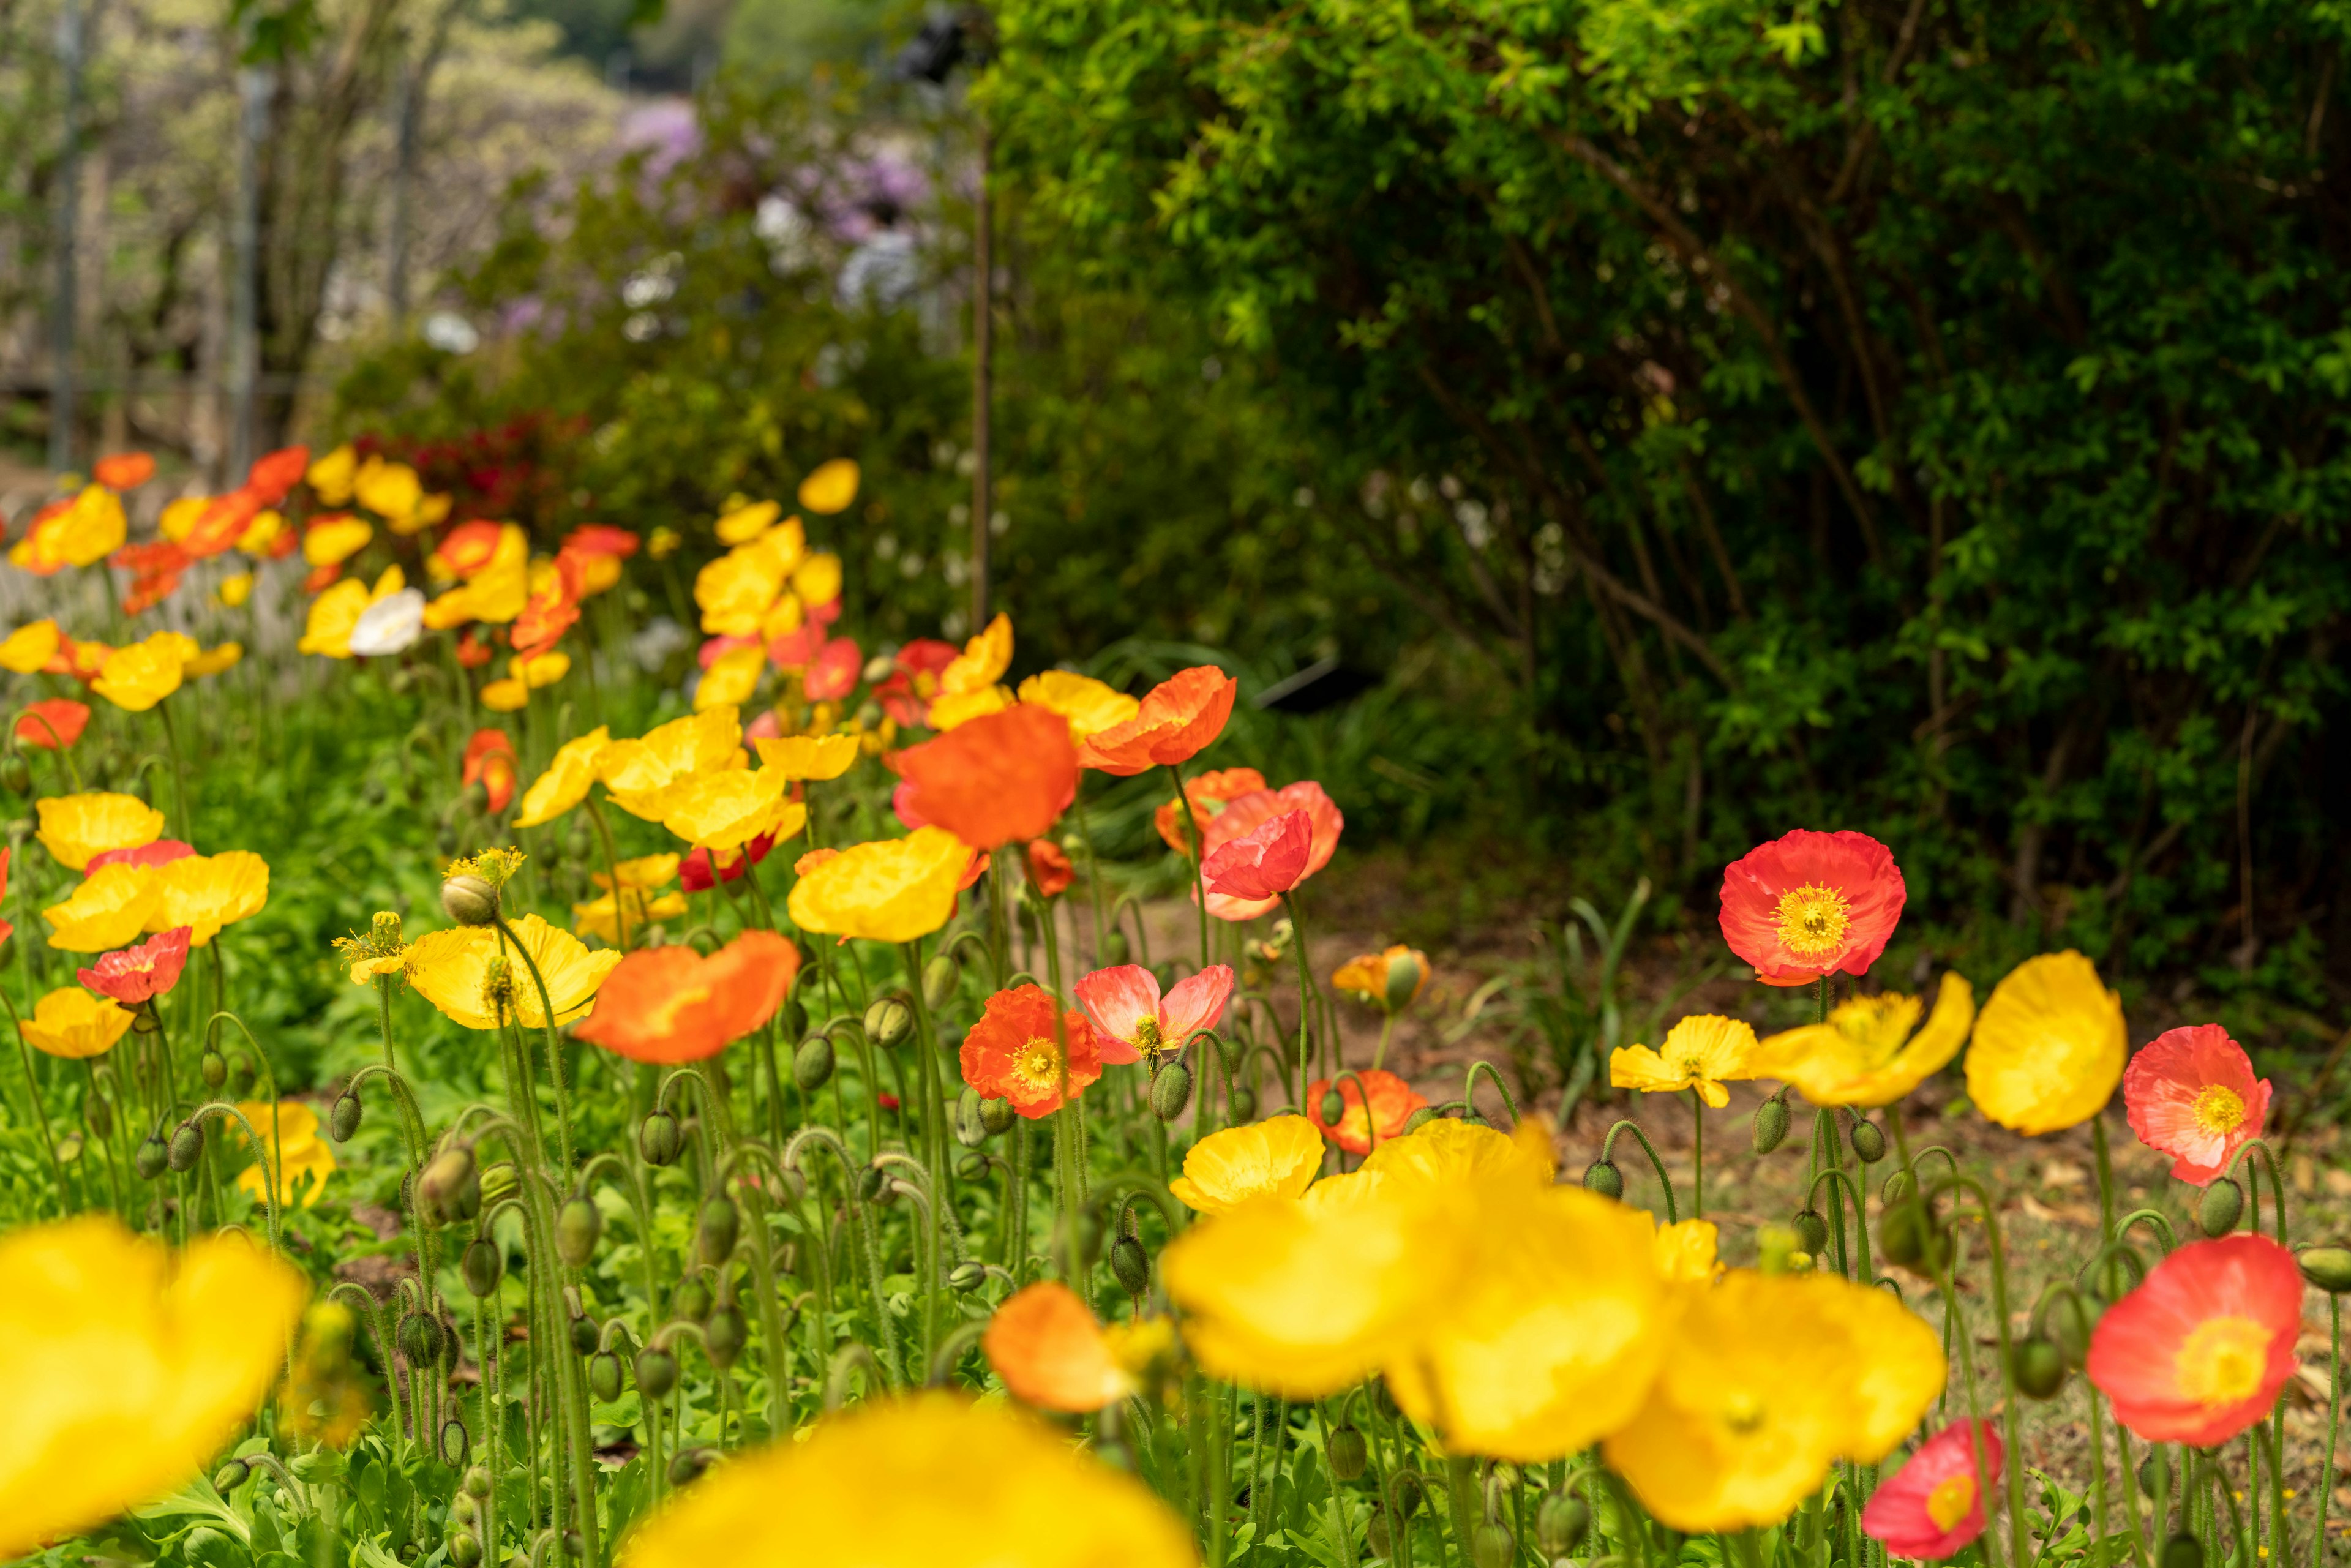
[1305,1068,1425,1154]
[512,554,584,657]
[78,926,192,1005]
[895,704,1078,851]
[874,639,960,726]
[113,540,189,614]
[455,630,495,669]
[983,1283,1164,1412]
[15,700,89,751]
[244,446,310,506]
[1155,767,1268,855]
[1026,840,1074,899]
[804,636,861,701]
[435,520,507,580]
[2087,1233,2301,1446]
[2124,1024,2271,1187]
[462,729,518,814]
[1862,1420,2001,1559]
[1197,782,1344,921]
[1202,810,1313,904]
[1075,666,1237,775]
[572,930,801,1063]
[1718,830,1906,988]
[960,983,1102,1119]
[88,841,193,873]
[93,452,155,490]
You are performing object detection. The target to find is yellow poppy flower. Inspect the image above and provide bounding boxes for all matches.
[480,678,528,711]
[572,887,691,943]
[307,443,358,505]
[186,642,243,678]
[217,573,255,609]
[299,567,406,659]
[1964,950,2126,1136]
[624,1393,1194,1568]
[1356,1114,1555,1191]
[302,517,372,567]
[760,591,806,640]
[1332,944,1431,1010]
[91,639,185,713]
[22,484,127,568]
[1018,670,1141,740]
[235,511,282,554]
[353,457,423,525]
[423,528,529,628]
[659,768,806,852]
[696,643,765,711]
[148,851,270,946]
[0,1217,308,1559]
[37,792,166,871]
[513,650,569,688]
[600,707,743,819]
[790,550,842,604]
[1169,1115,1326,1214]
[43,865,164,952]
[1610,1014,1759,1108]
[1654,1218,1722,1285]
[230,1100,336,1209]
[0,619,60,674]
[786,826,970,943]
[796,457,860,516]
[928,684,1013,732]
[1603,1270,1944,1531]
[694,527,800,636]
[513,727,613,828]
[1752,972,1976,1108]
[19,986,133,1059]
[754,733,859,781]
[595,855,680,891]
[715,498,781,544]
[406,913,621,1030]
[936,612,1013,696]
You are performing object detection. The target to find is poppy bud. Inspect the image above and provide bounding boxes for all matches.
[1536,1491,1589,1556]
[589,1351,623,1403]
[564,1531,585,1559]
[1471,1523,1515,1568]
[1880,1168,1914,1207]
[2196,1177,2248,1239]
[674,1275,714,1322]
[1582,1160,1623,1199]
[1111,1234,1151,1296]
[330,1090,362,1142]
[557,1196,602,1267]
[697,1194,741,1264]
[1390,1471,1426,1516]
[2301,1246,2351,1294]
[400,1313,446,1366]
[980,1095,1016,1136]
[2050,1294,2103,1368]
[1791,1209,1829,1256]
[1880,1201,1949,1274]
[1367,1507,1393,1556]
[2163,1534,2203,1568]
[793,1036,835,1092]
[635,1346,680,1399]
[569,1314,599,1356]
[1326,1426,1368,1481]
[464,1465,493,1499]
[462,1238,504,1299]
[955,1150,989,1181]
[440,873,500,926]
[1849,1120,1888,1163]
[419,1146,479,1223]
[0,755,29,796]
[1230,1084,1258,1122]
[640,1110,681,1166]
[706,1304,749,1368]
[1101,930,1131,967]
[1151,1063,1194,1122]
[438,1416,470,1467]
[85,1089,113,1139]
[865,996,913,1049]
[923,953,960,1011]
[168,1120,203,1173]
[1384,951,1427,1011]
[2011,1335,2067,1400]
[131,1003,161,1034]
[212,1459,250,1495]
[857,1163,891,1203]
[669,1447,714,1485]
[135,1133,169,1180]
[949,1259,987,1292]
[54,1131,81,1164]
[1756,1223,1807,1274]
[1750,1093,1790,1155]
[954,1086,990,1147]
[453,1491,479,1527]
[449,1531,485,1568]
[201,1051,228,1092]
[1319,1087,1344,1123]
[1403,1107,1437,1134]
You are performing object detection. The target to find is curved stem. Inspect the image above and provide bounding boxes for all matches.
[1597,1118,1678,1224]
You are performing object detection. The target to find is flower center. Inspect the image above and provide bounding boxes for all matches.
[1720,1389,1766,1435]
[2175,1315,2271,1406]
[1925,1473,1976,1532]
[1774,883,1851,956]
[1134,1016,1164,1052]
[2192,1084,2247,1136]
[1008,1037,1064,1097]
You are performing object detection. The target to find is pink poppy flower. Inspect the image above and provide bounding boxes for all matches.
[78,926,193,1005]
[1195,781,1344,921]
[86,839,196,873]
[2088,1233,2301,1446]
[2123,1024,2271,1186]
[804,637,861,701]
[1201,811,1313,906]
[1073,963,1235,1065]
[1862,1420,2002,1559]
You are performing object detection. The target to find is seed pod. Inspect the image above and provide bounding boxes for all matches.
[1403,1107,1437,1135]
[793,1036,835,1092]
[589,1351,623,1403]
[556,1196,602,1268]
[635,1346,680,1399]
[2011,1335,2066,1400]
[674,1275,714,1322]
[167,1120,203,1174]
[135,1133,169,1180]
[949,1259,987,1293]
[706,1304,749,1369]
[2162,1534,2203,1568]
[2301,1247,2351,1294]
[2198,1177,2244,1238]
[449,1532,484,1568]
[669,1447,713,1485]
[1791,1209,1829,1257]
[640,1110,681,1166]
[212,1459,250,1496]
[1750,1095,1790,1155]
[1536,1492,1590,1557]
[1849,1120,1888,1164]
[438,1416,470,1467]
[464,1465,493,1499]
[1229,1085,1259,1122]
[418,1146,478,1224]
[440,874,500,926]
[923,953,960,1010]
[954,1086,990,1148]
[980,1096,1017,1136]
[569,1315,599,1356]
[1326,1426,1368,1481]
[865,996,913,1049]
[1471,1521,1515,1568]
[462,1239,504,1299]
[201,1051,228,1092]
[1319,1088,1344,1123]
[329,1091,362,1142]
[1581,1160,1623,1200]
[1110,1234,1151,1297]
[697,1195,740,1265]
[1151,1062,1194,1122]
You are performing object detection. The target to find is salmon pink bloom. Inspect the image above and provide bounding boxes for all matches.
[1074,666,1238,775]
[573,930,801,1063]
[1305,1068,1425,1154]
[681,831,778,891]
[2087,1233,2301,1446]
[804,636,861,700]
[2124,1024,2270,1187]
[1718,830,1905,987]
[78,926,193,1005]
[1196,782,1344,921]
[1074,964,1234,1065]
[1862,1420,2001,1559]
[960,983,1102,1119]
[463,729,518,814]
[87,840,194,873]
[1202,810,1312,904]
[895,704,1078,850]
[1155,767,1267,855]
[15,699,89,751]
[1026,839,1074,899]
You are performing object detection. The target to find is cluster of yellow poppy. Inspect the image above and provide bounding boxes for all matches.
[0,623,242,707]
[36,797,269,951]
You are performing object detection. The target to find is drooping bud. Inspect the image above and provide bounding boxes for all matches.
[589,1350,623,1403]
[1757,1223,1809,1274]
[639,1110,681,1167]
[201,1051,228,1092]
[1581,1160,1623,1200]
[438,1416,470,1467]
[212,1459,250,1496]
[980,1096,1017,1136]
[864,996,913,1049]
[1110,1235,1151,1297]
[1326,1426,1368,1481]
[954,1086,991,1148]
[1150,1062,1194,1122]
[923,953,960,1011]
[329,1090,362,1142]
[1849,1120,1888,1164]
[635,1346,680,1400]
[1319,1087,1344,1123]
[167,1120,204,1173]
[857,1164,891,1204]
[1229,1084,1259,1122]
[1880,1168,1915,1208]
[2011,1335,2066,1400]
[0,755,29,796]
[557,1196,603,1268]
[1403,1106,1437,1134]
[569,1315,599,1356]
[462,1239,504,1299]
[1367,1507,1393,1557]
[949,1259,988,1292]
[2050,1294,2103,1368]
[418,1146,479,1225]
[793,1036,835,1092]
[440,874,500,926]
[1750,1094,1790,1155]
[1470,1522,1515,1568]
[2162,1534,2203,1568]
[705,1304,749,1370]
[454,1492,478,1527]
[1389,1470,1425,1518]
[2300,1247,2351,1294]
[1535,1491,1590,1557]
[2197,1177,2244,1238]
[1791,1209,1829,1257]
[673,1275,714,1322]
[134,1133,169,1180]
[449,1533,483,1568]
[1879,1200,1948,1274]
[669,1448,714,1486]
[955,1151,989,1182]
[227,1052,256,1097]
[85,1087,113,1139]
[697,1195,741,1266]
[399,1312,446,1367]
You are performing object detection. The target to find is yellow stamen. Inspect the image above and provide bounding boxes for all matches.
[1720,1389,1766,1435]
[1926,1474,1976,1532]
[2192,1084,2247,1136]
[1774,883,1851,957]
[2176,1315,2270,1405]
[1008,1037,1063,1098]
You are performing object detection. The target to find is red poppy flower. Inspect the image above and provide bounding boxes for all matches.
[15,699,89,751]
[807,595,842,626]
[573,929,801,1063]
[895,705,1079,851]
[78,926,193,1005]
[244,445,310,506]
[0,847,13,946]
[700,634,760,670]
[2124,1025,2271,1187]
[562,524,639,558]
[768,623,823,670]
[1155,767,1268,855]
[94,452,156,491]
[804,637,861,701]
[462,728,518,814]
[1196,782,1344,921]
[1717,829,1905,988]
[1862,1420,2001,1559]
[512,555,583,657]
[872,638,961,726]
[435,520,506,580]
[2087,1233,2301,1446]
[960,983,1103,1119]
[184,488,264,558]
[1073,963,1234,1065]
[1201,810,1313,905]
[1074,666,1237,776]
[682,831,778,891]
[455,630,495,669]
[116,540,189,615]
[88,839,194,872]
[302,562,343,595]
[1305,1068,1425,1154]
[1026,840,1074,899]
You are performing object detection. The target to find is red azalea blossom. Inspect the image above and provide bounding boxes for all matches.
[15,699,90,750]
[2087,1233,2301,1447]
[959,983,1103,1119]
[804,637,861,700]
[78,926,193,1005]
[1862,1420,2002,1559]
[2124,1024,2271,1187]
[88,840,195,872]
[1073,963,1234,1065]
[1201,810,1313,904]
[1717,829,1906,988]
[462,728,519,814]
[1026,839,1074,899]
[1305,1068,1426,1155]
[681,831,777,892]
[1196,781,1344,921]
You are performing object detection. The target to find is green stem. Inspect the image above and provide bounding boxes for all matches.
[582,793,632,953]
[156,694,193,844]
[1167,763,1210,972]
[1690,1088,1704,1220]
[495,916,575,1176]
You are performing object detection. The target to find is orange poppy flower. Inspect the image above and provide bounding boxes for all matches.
[983,1282,1170,1412]
[15,700,88,751]
[512,553,583,657]
[2087,1233,2300,1447]
[433,520,508,580]
[572,929,801,1063]
[244,445,310,506]
[112,541,189,614]
[1026,840,1074,899]
[455,630,494,669]
[1074,665,1238,776]
[894,704,1078,851]
[804,636,861,701]
[93,452,155,490]
[2123,1024,2271,1188]
[1718,830,1905,988]
[1196,781,1345,921]
[959,983,1102,1119]
[1305,1068,1426,1154]
[1155,767,1267,855]
[462,729,517,814]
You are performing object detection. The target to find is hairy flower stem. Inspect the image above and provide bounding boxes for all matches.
[1690,1089,1704,1220]
[156,694,193,846]
[1166,763,1210,972]
[901,939,950,1370]
[496,917,574,1176]
[580,793,631,952]
[3,992,69,1217]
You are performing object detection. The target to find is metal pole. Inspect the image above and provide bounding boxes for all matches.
[228,64,269,477]
[969,116,991,631]
[48,0,84,475]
